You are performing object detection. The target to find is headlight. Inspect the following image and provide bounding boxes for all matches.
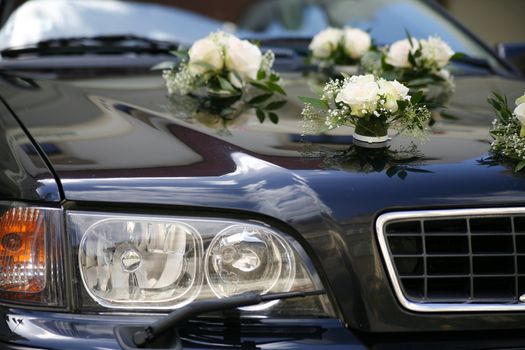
[205,224,295,298]
[69,212,333,316]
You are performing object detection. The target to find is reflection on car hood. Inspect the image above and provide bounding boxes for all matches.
[1,71,525,219]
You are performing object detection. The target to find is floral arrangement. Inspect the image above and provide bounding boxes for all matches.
[361,35,458,108]
[300,74,431,143]
[308,27,372,67]
[487,92,525,171]
[161,31,287,128]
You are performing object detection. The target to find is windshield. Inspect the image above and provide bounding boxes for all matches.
[0,0,499,65]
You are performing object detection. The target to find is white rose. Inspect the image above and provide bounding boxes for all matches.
[309,27,343,59]
[224,36,262,84]
[516,93,525,106]
[386,39,416,68]
[343,28,371,59]
[335,74,380,117]
[188,38,223,75]
[515,103,525,125]
[378,79,410,112]
[420,36,454,69]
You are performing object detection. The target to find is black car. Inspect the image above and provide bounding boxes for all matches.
[0,0,525,349]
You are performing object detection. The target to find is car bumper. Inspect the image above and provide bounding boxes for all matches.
[4,309,525,350]
[0,309,362,350]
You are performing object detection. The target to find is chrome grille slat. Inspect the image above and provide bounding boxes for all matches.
[376,208,525,312]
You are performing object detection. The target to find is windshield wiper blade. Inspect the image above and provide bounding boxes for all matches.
[252,36,311,56]
[116,289,325,349]
[0,34,180,58]
[450,54,495,73]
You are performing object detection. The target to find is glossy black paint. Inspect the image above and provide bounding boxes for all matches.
[2,63,525,338]
[0,82,59,202]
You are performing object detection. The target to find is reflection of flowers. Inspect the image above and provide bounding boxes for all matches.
[306,143,432,179]
[161,31,287,127]
[362,35,457,109]
[309,27,372,66]
[300,74,430,140]
[488,92,525,171]
[166,94,251,134]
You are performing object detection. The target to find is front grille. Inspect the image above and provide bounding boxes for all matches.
[376,209,525,312]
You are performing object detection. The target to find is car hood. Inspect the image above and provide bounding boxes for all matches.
[2,70,525,213]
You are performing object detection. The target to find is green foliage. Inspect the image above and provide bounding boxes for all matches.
[298,96,329,110]
[488,92,525,172]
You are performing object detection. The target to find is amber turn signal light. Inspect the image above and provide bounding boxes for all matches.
[0,207,46,293]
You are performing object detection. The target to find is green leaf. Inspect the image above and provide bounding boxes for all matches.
[250,81,272,92]
[268,112,279,124]
[217,76,236,92]
[406,77,436,87]
[450,52,465,60]
[248,93,273,104]
[257,69,266,80]
[405,29,414,47]
[515,160,525,172]
[269,73,280,82]
[308,83,324,97]
[411,90,424,104]
[256,109,266,123]
[171,49,189,59]
[487,97,502,112]
[493,92,507,104]
[268,81,287,95]
[298,96,329,110]
[193,60,216,71]
[408,51,417,67]
[265,100,287,110]
[397,100,409,111]
[150,61,177,70]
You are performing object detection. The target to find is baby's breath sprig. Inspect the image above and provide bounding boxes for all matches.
[488,92,525,172]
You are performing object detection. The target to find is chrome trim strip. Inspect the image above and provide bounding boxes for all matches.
[376,208,525,313]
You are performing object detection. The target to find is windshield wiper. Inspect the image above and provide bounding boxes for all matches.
[450,54,495,73]
[115,289,325,349]
[0,34,180,58]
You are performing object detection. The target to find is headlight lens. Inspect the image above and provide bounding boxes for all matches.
[69,212,333,316]
[79,219,202,308]
[205,224,295,298]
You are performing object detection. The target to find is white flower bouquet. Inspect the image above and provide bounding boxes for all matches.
[300,74,431,144]
[362,35,459,109]
[161,31,287,128]
[488,92,525,171]
[309,27,372,70]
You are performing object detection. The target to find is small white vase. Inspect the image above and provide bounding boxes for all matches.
[353,132,390,148]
